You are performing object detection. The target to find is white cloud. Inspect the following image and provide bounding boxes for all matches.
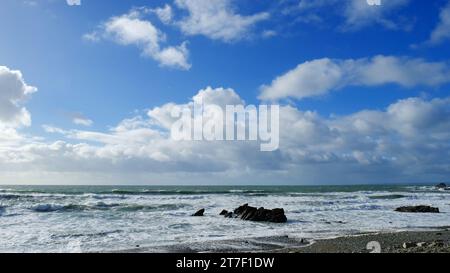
[42,125,68,134]
[262,30,277,38]
[192,86,244,106]
[73,117,93,127]
[293,0,411,31]
[66,0,81,6]
[259,55,450,100]
[3,85,450,184]
[0,66,37,128]
[276,96,450,181]
[0,66,448,184]
[154,42,190,69]
[174,0,270,42]
[343,0,409,30]
[82,32,100,42]
[84,9,191,70]
[148,86,244,130]
[152,4,174,24]
[424,1,450,46]
[103,10,161,48]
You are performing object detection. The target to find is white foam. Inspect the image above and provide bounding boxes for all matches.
[0,187,448,252]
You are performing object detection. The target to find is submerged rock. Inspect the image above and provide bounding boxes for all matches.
[436,183,447,189]
[192,209,205,216]
[395,205,439,213]
[232,203,287,223]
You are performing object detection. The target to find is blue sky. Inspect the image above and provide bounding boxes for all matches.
[1,0,450,184]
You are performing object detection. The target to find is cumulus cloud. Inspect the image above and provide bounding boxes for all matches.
[84,9,191,70]
[3,85,450,184]
[192,86,244,106]
[174,0,270,42]
[3,87,268,179]
[275,96,450,182]
[0,66,37,127]
[148,86,244,130]
[259,55,450,100]
[424,1,450,46]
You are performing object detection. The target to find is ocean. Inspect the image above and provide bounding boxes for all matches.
[0,184,449,252]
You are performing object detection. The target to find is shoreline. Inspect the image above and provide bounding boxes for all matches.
[114,227,450,253]
[281,228,450,253]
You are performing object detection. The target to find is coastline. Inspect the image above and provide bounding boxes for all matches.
[2,184,449,252]
[282,228,450,253]
[115,228,450,253]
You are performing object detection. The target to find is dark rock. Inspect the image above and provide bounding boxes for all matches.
[225,212,233,218]
[232,204,287,223]
[271,208,288,223]
[395,205,439,213]
[192,209,205,216]
[219,210,228,215]
[435,183,447,189]
[403,242,416,249]
[241,206,257,220]
[233,203,249,214]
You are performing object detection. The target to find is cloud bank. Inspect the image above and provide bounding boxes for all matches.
[259,56,450,100]
[2,78,450,184]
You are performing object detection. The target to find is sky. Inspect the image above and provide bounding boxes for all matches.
[0,0,450,185]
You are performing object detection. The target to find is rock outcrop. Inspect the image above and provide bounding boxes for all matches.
[435,183,447,189]
[192,209,205,216]
[395,205,439,213]
[224,212,233,218]
[219,210,228,215]
[221,203,287,223]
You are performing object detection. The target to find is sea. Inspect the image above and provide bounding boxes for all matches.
[0,184,449,252]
